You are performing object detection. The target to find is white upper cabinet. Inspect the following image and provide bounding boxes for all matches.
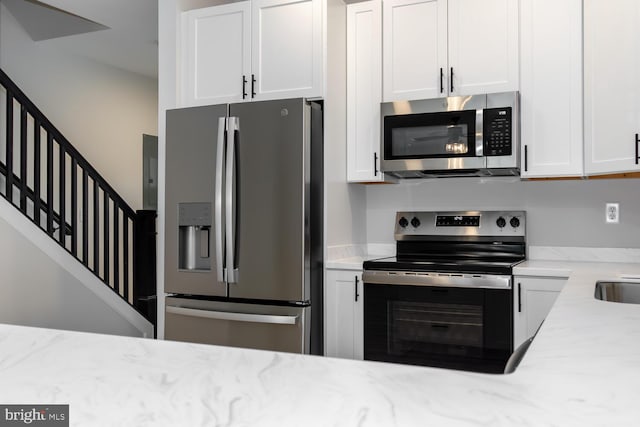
[447,0,518,96]
[182,3,251,106]
[347,0,384,182]
[252,0,324,101]
[180,0,324,107]
[382,0,518,102]
[519,0,583,178]
[382,0,447,102]
[584,0,640,175]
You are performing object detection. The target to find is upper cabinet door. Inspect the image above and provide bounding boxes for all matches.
[520,0,583,178]
[584,0,640,175]
[181,3,251,106]
[447,0,518,96]
[347,0,383,182]
[382,0,447,102]
[251,0,324,101]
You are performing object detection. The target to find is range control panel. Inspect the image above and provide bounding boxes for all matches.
[395,210,526,239]
[435,215,481,227]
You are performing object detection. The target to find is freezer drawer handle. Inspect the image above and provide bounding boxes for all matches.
[166,306,299,325]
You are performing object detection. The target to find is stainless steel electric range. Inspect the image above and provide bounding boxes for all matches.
[363,210,526,374]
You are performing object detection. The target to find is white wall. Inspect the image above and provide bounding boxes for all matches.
[366,177,640,248]
[0,197,153,337]
[0,3,158,210]
[325,0,367,248]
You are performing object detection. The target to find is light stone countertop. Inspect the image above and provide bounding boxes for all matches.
[2,260,640,426]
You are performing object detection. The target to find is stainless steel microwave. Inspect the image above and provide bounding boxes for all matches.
[381,92,520,178]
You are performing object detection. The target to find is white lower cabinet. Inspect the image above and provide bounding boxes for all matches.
[325,269,363,360]
[513,276,567,349]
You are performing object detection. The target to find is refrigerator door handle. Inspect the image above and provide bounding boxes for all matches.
[215,117,226,283]
[166,306,299,325]
[226,116,239,283]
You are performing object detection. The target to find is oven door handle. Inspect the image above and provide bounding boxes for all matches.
[362,271,512,290]
[430,323,449,329]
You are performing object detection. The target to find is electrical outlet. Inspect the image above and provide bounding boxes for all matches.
[606,203,620,224]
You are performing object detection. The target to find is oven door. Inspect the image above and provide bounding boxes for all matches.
[363,271,513,373]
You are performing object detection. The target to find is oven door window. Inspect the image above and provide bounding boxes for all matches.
[389,301,483,354]
[384,110,477,159]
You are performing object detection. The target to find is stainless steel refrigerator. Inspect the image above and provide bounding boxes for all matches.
[164,98,323,355]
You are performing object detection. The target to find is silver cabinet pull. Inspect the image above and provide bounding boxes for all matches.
[166,306,298,325]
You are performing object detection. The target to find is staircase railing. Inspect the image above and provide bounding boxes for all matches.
[0,68,156,327]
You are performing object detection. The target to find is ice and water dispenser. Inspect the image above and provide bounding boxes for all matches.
[178,202,211,271]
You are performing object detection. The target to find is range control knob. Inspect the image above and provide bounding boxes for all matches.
[398,217,409,228]
[496,217,507,228]
[411,217,421,228]
[510,217,521,228]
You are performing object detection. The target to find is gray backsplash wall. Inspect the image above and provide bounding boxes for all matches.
[366,178,640,248]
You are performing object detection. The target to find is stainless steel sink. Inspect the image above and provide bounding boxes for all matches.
[594,280,640,304]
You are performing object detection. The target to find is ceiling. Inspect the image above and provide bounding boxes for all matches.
[2,0,158,78]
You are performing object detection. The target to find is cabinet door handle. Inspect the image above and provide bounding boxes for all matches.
[635,133,639,165]
[450,67,454,93]
[354,276,360,302]
[374,152,379,177]
[518,282,522,313]
[251,74,256,98]
[524,145,529,172]
[440,67,444,94]
[242,75,248,99]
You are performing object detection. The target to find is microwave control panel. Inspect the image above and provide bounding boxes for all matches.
[483,107,512,156]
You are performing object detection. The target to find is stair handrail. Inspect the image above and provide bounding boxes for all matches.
[0,68,135,217]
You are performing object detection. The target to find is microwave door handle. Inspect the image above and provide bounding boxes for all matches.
[475,109,484,157]
[226,116,239,284]
[215,117,226,283]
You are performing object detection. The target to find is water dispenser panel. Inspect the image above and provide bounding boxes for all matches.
[178,202,212,271]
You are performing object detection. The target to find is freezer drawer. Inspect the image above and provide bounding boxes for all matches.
[165,297,310,354]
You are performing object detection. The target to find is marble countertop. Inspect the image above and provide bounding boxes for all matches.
[2,260,640,425]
